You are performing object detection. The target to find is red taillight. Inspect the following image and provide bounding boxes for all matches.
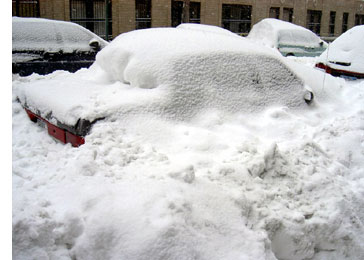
[25,108,85,147]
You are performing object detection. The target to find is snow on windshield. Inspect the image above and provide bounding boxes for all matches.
[317,25,364,73]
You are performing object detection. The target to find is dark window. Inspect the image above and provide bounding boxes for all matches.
[306,10,322,35]
[171,1,201,27]
[355,14,364,25]
[189,2,201,24]
[283,8,293,22]
[269,7,280,19]
[70,0,112,40]
[222,4,252,34]
[136,0,151,29]
[342,12,349,33]
[329,11,336,36]
[12,0,40,17]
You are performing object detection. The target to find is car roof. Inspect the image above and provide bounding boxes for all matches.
[12,17,108,53]
[248,18,322,48]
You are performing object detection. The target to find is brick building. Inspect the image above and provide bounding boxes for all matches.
[12,0,364,40]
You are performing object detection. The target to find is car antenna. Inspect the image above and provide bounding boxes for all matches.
[321,42,330,93]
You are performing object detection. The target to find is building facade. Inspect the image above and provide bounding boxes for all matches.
[12,0,364,40]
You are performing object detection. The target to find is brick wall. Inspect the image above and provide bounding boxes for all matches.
[35,0,364,39]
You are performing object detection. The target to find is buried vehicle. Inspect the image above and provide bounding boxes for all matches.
[12,17,108,76]
[247,18,327,57]
[14,25,314,147]
[315,25,364,79]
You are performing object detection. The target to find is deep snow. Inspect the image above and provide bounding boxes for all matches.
[12,29,364,260]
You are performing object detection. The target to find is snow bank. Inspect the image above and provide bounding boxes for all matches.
[12,76,364,260]
[12,17,107,53]
[14,27,309,127]
[248,18,323,49]
[316,25,364,74]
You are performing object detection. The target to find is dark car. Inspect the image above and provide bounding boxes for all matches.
[12,17,108,76]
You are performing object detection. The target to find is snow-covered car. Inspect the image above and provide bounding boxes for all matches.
[14,25,314,147]
[12,17,108,76]
[247,18,327,57]
[315,25,364,79]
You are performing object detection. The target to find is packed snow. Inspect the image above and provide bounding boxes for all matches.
[12,26,364,260]
[316,25,364,74]
[12,17,108,54]
[248,18,324,49]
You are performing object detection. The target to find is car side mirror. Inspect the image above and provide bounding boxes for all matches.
[89,39,100,51]
[319,41,324,47]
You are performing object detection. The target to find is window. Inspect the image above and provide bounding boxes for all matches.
[355,14,364,25]
[171,1,201,27]
[70,0,112,40]
[342,12,349,33]
[306,10,322,35]
[329,11,336,36]
[269,7,280,19]
[189,2,201,24]
[136,0,151,29]
[222,4,252,34]
[12,0,40,17]
[283,8,293,23]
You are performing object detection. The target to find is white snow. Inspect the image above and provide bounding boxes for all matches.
[316,25,364,74]
[248,18,324,49]
[14,27,310,127]
[12,17,108,53]
[12,27,364,260]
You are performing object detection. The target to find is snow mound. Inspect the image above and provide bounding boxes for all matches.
[316,25,364,74]
[248,18,323,49]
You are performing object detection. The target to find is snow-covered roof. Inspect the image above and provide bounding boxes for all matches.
[12,17,108,53]
[248,18,323,48]
[176,23,240,38]
[316,25,364,74]
[15,27,309,127]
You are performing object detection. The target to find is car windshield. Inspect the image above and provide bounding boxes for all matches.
[278,29,321,47]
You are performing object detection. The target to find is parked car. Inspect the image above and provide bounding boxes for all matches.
[12,17,108,76]
[14,25,314,147]
[247,18,327,57]
[315,25,364,79]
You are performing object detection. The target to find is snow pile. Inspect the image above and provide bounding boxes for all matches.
[316,25,364,74]
[12,28,364,260]
[248,18,323,49]
[14,27,309,127]
[12,17,107,53]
